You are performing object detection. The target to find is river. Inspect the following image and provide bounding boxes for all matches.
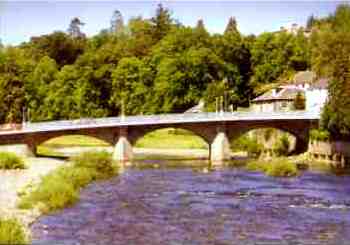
[31,160,350,245]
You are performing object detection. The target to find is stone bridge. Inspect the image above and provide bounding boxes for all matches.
[0,111,319,162]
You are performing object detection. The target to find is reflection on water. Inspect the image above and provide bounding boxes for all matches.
[32,160,350,245]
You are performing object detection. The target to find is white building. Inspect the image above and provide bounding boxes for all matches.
[251,71,328,113]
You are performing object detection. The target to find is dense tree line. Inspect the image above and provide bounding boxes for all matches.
[310,4,350,139]
[0,3,347,138]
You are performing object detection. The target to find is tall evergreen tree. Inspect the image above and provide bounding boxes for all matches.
[151,3,173,41]
[224,17,239,35]
[110,10,124,34]
[67,17,85,38]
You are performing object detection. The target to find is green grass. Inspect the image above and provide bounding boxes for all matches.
[42,135,109,148]
[135,128,208,149]
[246,158,298,177]
[36,145,66,158]
[0,152,26,170]
[18,151,118,213]
[0,218,28,244]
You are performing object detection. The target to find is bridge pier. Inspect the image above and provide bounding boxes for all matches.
[210,131,231,163]
[113,128,133,162]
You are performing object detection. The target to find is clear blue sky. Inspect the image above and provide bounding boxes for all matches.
[0,1,341,45]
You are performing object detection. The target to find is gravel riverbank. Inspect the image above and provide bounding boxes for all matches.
[0,157,65,228]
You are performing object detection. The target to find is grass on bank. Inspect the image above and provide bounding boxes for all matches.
[135,128,208,149]
[0,218,27,244]
[18,151,118,213]
[42,135,109,148]
[0,152,26,170]
[246,158,298,177]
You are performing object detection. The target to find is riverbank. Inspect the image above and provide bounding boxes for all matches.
[0,157,65,241]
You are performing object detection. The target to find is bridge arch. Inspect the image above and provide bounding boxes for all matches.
[225,122,310,154]
[127,124,216,146]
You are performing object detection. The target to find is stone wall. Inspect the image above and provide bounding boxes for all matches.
[308,140,350,167]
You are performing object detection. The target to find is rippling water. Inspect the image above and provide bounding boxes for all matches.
[31,161,350,245]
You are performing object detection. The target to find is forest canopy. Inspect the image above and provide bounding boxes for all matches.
[0,4,349,138]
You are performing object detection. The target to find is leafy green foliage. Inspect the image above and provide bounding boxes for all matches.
[246,158,298,177]
[311,4,350,138]
[310,129,330,142]
[273,135,290,156]
[0,152,25,170]
[71,151,117,178]
[0,218,28,244]
[231,134,263,157]
[293,91,306,110]
[0,4,347,126]
[18,151,117,213]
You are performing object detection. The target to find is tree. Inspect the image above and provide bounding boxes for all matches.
[313,4,350,138]
[67,17,85,38]
[224,17,239,35]
[25,56,58,121]
[24,31,86,67]
[110,10,124,34]
[0,47,32,123]
[151,3,173,41]
[110,57,153,115]
[306,15,316,30]
[293,91,306,110]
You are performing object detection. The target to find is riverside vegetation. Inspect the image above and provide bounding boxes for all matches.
[0,152,26,170]
[18,151,118,213]
[0,218,27,244]
[246,158,299,177]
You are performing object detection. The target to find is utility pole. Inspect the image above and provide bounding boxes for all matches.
[121,99,125,121]
[220,96,224,116]
[22,107,26,127]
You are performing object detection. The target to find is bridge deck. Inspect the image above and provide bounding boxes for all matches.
[0,111,320,135]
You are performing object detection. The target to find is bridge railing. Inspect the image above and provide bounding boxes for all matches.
[22,110,320,132]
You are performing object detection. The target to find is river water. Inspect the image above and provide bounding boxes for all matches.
[31,160,350,245]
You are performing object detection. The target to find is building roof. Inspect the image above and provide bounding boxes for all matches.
[252,87,304,103]
[185,100,205,113]
[311,78,329,89]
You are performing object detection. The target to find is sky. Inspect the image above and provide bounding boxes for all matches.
[0,1,342,45]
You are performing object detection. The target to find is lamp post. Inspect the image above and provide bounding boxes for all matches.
[22,107,26,127]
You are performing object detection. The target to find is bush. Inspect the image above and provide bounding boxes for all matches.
[246,158,298,177]
[246,160,268,172]
[265,159,298,177]
[0,218,27,244]
[18,151,117,213]
[231,135,263,157]
[273,135,290,156]
[310,129,330,142]
[18,168,79,212]
[71,151,117,178]
[293,91,306,110]
[263,128,274,141]
[0,152,25,170]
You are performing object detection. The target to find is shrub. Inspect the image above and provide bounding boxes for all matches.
[0,152,25,170]
[263,128,274,141]
[0,218,27,244]
[246,158,298,177]
[18,168,78,212]
[310,129,330,142]
[293,91,306,110]
[231,135,263,157]
[265,159,298,177]
[273,135,290,156]
[18,151,117,213]
[71,151,117,178]
[246,160,268,172]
